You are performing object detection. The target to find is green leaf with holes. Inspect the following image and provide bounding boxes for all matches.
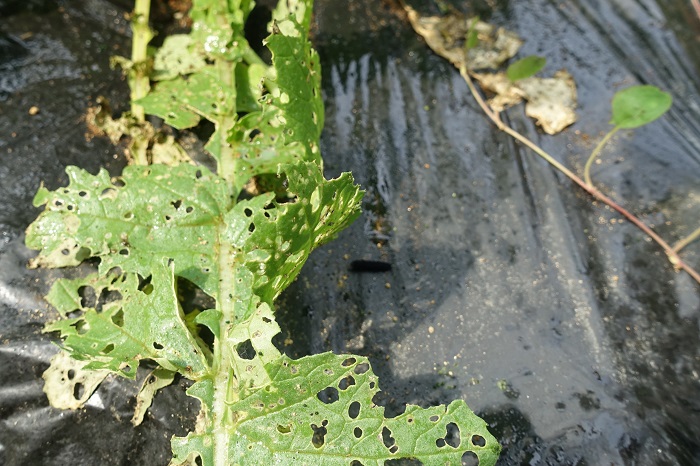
[265,3,324,160]
[137,67,232,129]
[609,85,672,129]
[172,352,500,466]
[44,266,209,379]
[27,161,362,302]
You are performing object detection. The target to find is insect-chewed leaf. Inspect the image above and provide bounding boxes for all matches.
[506,55,546,81]
[26,162,362,308]
[151,34,207,81]
[265,2,324,161]
[609,85,672,129]
[42,351,109,410]
[137,67,232,129]
[26,164,230,296]
[171,353,500,466]
[43,264,209,379]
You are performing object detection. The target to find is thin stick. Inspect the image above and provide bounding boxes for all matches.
[458,65,700,284]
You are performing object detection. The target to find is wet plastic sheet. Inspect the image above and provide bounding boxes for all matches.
[2,0,700,465]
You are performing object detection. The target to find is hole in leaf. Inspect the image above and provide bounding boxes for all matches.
[171,200,182,209]
[78,286,97,309]
[461,451,479,466]
[73,382,84,400]
[72,320,89,334]
[78,191,87,197]
[96,288,122,312]
[244,208,253,217]
[197,324,215,355]
[445,422,461,448]
[348,401,360,419]
[354,427,363,438]
[338,375,356,390]
[248,223,255,233]
[67,369,75,380]
[153,342,164,350]
[342,357,356,367]
[61,248,70,256]
[382,426,396,450]
[354,362,369,375]
[277,424,292,434]
[429,415,439,422]
[186,206,193,213]
[316,386,339,404]
[248,128,261,141]
[471,434,486,447]
[102,343,114,354]
[235,339,256,360]
[195,170,202,179]
[123,212,133,220]
[119,249,129,256]
[386,460,420,466]
[111,309,124,327]
[350,461,364,466]
[195,455,203,466]
[100,187,117,199]
[436,438,446,448]
[138,275,152,291]
[311,421,327,448]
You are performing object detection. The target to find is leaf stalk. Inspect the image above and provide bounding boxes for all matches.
[583,126,620,187]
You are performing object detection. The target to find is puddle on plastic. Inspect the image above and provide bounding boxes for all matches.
[1,0,700,465]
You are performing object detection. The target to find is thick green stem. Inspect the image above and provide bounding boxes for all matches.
[129,0,153,166]
[583,126,619,186]
[130,0,152,122]
[212,229,238,465]
[217,58,238,183]
[457,63,700,285]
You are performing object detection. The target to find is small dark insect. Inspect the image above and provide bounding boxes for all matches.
[349,260,392,273]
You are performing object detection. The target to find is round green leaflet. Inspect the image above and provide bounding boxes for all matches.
[609,85,672,129]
